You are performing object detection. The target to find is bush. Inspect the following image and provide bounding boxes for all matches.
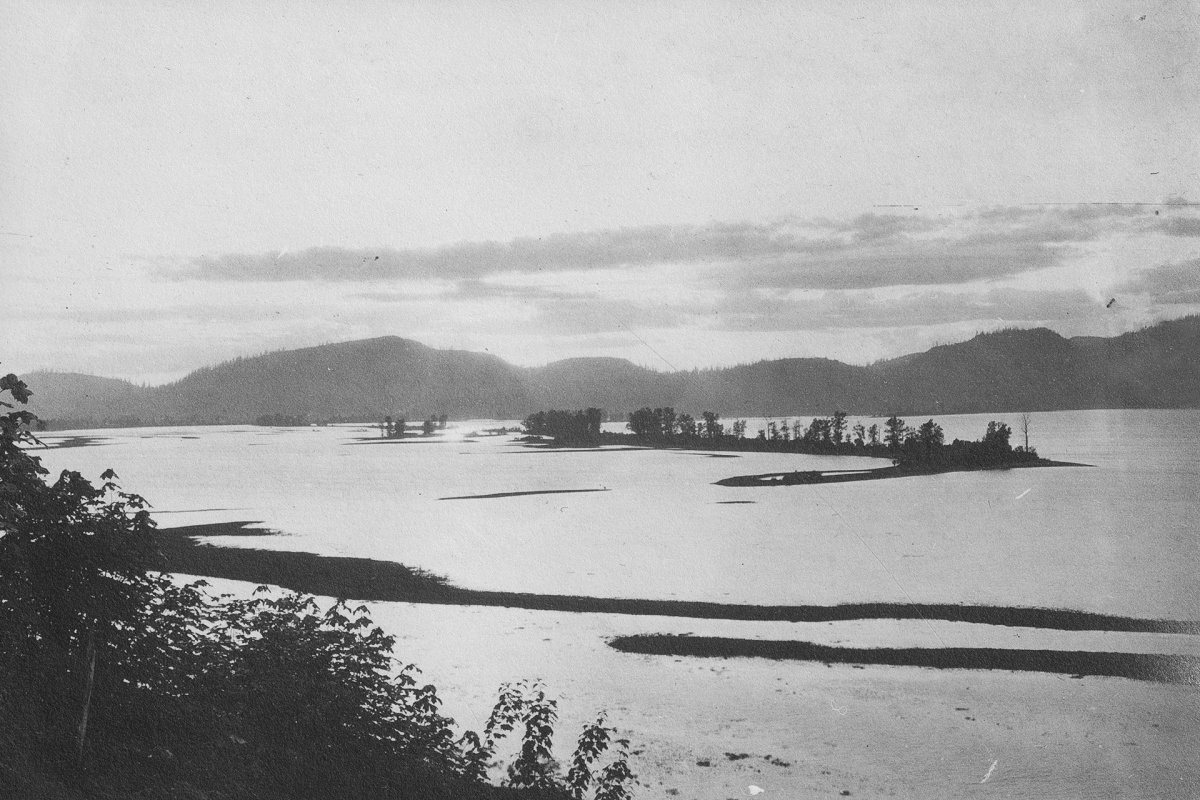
[0,374,635,800]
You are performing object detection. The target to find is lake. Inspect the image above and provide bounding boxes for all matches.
[35,409,1200,798]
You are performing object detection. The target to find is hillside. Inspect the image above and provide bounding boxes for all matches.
[20,317,1200,427]
[527,357,677,413]
[142,337,535,424]
[868,327,1095,413]
[21,372,142,424]
[868,317,1200,413]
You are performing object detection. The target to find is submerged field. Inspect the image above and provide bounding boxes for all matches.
[36,410,1200,798]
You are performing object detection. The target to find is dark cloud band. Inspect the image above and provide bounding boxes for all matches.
[157,204,1193,291]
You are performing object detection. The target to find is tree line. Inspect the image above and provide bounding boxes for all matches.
[524,406,1039,470]
[521,409,604,444]
[380,413,449,438]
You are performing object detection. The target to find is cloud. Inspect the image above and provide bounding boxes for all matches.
[1118,258,1200,304]
[1158,217,1200,237]
[729,240,1065,292]
[700,287,1104,333]
[160,222,835,283]
[156,204,1169,291]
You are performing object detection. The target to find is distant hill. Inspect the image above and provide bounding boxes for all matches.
[868,317,1200,413]
[19,316,1200,427]
[20,372,142,424]
[526,357,676,413]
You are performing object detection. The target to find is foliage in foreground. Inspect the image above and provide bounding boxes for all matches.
[0,374,634,800]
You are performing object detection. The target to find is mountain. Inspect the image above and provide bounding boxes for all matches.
[526,357,678,413]
[868,317,1200,414]
[19,372,143,424]
[869,327,1097,413]
[18,317,1200,427]
[1071,316,1200,409]
[145,337,534,423]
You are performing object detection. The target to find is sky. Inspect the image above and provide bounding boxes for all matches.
[2,0,1198,384]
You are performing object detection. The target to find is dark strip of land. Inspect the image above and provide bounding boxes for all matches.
[608,634,1200,685]
[716,459,1089,488]
[157,522,1200,635]
[35,435,108,449]
[438,488,610,501]
[506,446,649,454]
[350,437,479,445]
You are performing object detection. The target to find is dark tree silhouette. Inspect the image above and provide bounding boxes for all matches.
[831,411,848,445]
[626,407,657,438]
[915,419,945,461]
[983,420,1012,453]
[525,409,605,444]
[701,411,723,439]
[657,407,677,438]
[802,417,832,448]
[677,413,697,438]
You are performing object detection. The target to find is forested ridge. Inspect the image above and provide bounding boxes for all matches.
[24,317,1200,429]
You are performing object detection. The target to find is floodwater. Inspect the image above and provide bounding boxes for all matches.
[34,409,1200,798]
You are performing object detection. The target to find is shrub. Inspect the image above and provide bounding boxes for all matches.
[0,374,635,799]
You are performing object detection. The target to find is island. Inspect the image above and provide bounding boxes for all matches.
[520,407,1089,485]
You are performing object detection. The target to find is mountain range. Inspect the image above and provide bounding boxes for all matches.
[19,316,1200,427]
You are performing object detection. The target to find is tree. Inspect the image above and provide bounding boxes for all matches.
[1020,413,1031,452]
[701,411,722,439]
[585,408,603,439]
[677,413,697,438]
[831,411,848,445]
[656,407,677,438]
[915,419,944,461]
[0,374,163,770]
[867,424,880,446]
[802,417,832,446]
[524,411,547,436]
[884,415,906,451]
[524,409,605,444]
[983,420,1012,453]
[852,422,866,447]
[627,408,657,438]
